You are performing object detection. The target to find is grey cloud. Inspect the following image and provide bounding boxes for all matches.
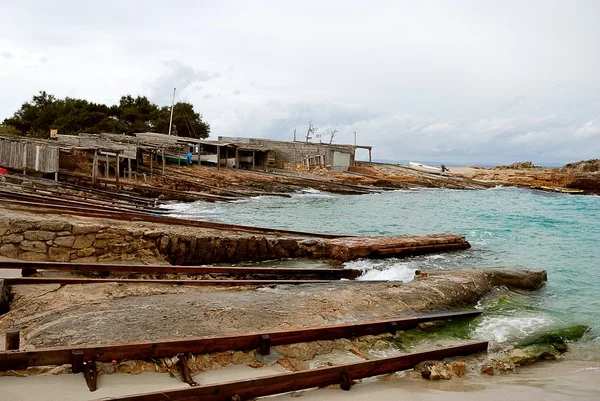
[0,50,11,59]
[149,61,220,106]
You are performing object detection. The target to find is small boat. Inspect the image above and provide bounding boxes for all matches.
[157,153,192,166]
[408,162,450,176]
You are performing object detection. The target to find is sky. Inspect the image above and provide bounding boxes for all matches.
[1,0,599,165]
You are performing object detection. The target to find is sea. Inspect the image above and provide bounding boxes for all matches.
[162,187,600,356]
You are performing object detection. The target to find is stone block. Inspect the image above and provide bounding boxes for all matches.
[38,220,72,232]
[77,248,96,258]
[19,240,47,253]
[48,248,71,261]
[94,240,109,249]
[0,244,18,259]
[55,231,71,237]
[72,235,93,249]
[54,236,76,248]
[95,233,121,240]
[2,234,24,244]
[72,224,103,235]
[23,231,56,241]
[9,220,36,233]
[18,251,48,261]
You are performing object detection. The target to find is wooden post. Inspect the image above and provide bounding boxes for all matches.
[54,172,58,182]
[252,151,255,169]
[127,158,131,179]
[115,153,120,186]
[105,154,109,178]
[235,149,239,169]
[217,145,221,170]
[150,151,153,175]
[162,149,166,175]
[92,150,98,186]
[0,279,10,315]
[178,145,181,167]
[225,147,229,168]
[23,145,27,175]
[5,330,20,350]
[197,143,201,169]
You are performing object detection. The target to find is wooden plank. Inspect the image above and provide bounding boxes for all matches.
[0,311,482,371]
[0,261,360,279]
[98,342,488,401]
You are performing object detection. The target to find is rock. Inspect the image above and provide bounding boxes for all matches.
[19,240,47,253]
[9,220,36,233]
[94,240,108,249]
[23,231,56,241]
[55,231,72,237]
[418,319,451,331]
[95,232,122,240]
[77,248,96,258]
[2,234,24,244]
[507,161,536,169]
[415,361,453,380]
[18,251,48,261]
[481,364,495,375]
[48,247,71,262]
[159,236,170,253]
[517,325,590,354]
[72,235,93,249]
[450,361,466,377]
[38,220,71,231]
[72,224,103,235]
[0,244,18,259]
[53,236,76,248]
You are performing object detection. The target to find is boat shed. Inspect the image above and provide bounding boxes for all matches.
[0,136,60,176]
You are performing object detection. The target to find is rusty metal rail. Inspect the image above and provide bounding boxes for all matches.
[2,277,336,286]
[0,261,360,280]
[0,311,482,372]
[98,341,488,400]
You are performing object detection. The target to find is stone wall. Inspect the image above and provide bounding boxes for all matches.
[0,212,309,265]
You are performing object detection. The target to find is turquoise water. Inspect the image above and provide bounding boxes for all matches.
[164,187,600,347]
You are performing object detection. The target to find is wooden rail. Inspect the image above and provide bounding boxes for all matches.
[99,341,489,400]
[0,311,482,371]
[0,261,360,280]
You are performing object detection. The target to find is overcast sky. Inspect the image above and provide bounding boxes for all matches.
[1,0,599,164]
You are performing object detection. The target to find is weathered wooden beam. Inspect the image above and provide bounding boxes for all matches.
[0,311,482,371]
[98,342,488,401]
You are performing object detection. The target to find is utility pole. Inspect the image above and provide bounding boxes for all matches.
[354,131,357,146]
[293,129,296,142]
[168,87,176,136]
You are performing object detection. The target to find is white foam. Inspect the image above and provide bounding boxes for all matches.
[294,188,334,198]
[473,316,555,343]
[345,259,416,282]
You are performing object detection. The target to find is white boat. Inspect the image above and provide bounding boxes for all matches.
[408,162,450,176]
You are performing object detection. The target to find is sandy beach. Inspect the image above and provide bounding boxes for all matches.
[1,358,599,401]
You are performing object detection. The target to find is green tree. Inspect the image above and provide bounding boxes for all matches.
[155,102,210,139]
[2,91,210,138]
[0,124,22,136]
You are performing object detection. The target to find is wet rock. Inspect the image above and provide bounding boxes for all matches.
[415,361,453,380]
[450,361,466,377]
[481,364,495,375]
